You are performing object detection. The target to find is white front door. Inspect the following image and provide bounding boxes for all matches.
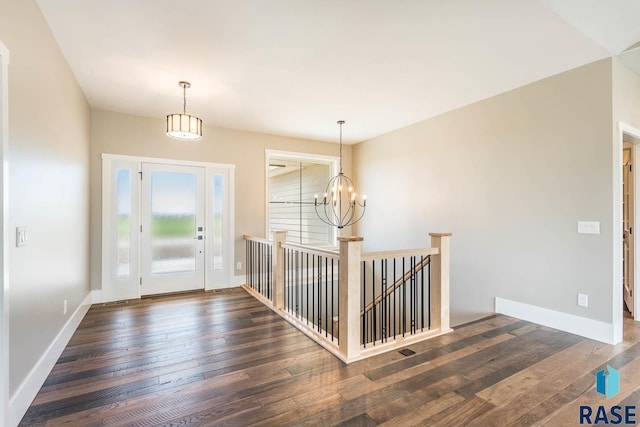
[140,162,206,295]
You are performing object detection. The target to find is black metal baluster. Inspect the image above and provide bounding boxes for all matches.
[372,260,376,345]
[362,260,366,346]
[331,254,336,340]
[420,255,424,331]
[333,258,338,344]
[295,251,302,317]
[382,259,387,343]
[393,258,397,340]
[401,257,407,337]
[428,257,431,329]
[288,249,292,313]
[317,258,329,332]
[246,240,249,288]
[410,256,417,334]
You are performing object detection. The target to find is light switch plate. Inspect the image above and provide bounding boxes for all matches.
[578,293,589,307]
[16,226,27,247]
[577,221,600,235]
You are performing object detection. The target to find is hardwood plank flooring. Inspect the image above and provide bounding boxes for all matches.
[19,288,640,426]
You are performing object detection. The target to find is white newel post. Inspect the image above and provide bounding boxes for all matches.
[429,233,452,332]
[338,236,363,361]
[272,230,287,310]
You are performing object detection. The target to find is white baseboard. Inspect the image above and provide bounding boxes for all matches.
[495,297,616,344]
[9,291,93,426]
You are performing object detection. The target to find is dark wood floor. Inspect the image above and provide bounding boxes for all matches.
[20,288,640,426]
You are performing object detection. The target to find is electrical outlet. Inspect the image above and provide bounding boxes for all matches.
[236,262,242,270]
[63,299,68,315]
[578,293,588,308]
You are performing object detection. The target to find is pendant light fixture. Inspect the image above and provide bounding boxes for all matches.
[315,120,366,229]
[166,81,203,141]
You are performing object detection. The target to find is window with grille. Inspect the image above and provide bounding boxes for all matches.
[266,151,337,246]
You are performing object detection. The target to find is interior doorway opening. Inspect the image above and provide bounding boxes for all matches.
[617,123,640,342]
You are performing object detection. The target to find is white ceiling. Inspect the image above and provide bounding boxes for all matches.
[35,0,639,143]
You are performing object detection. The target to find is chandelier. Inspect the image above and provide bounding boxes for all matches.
[166,81,203,141]
[315,120,366,229]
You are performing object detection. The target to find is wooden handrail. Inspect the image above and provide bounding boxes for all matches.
[243,235,273,245]
[360,255,432,316]
[361,247,438,261]
[281,242,340,258]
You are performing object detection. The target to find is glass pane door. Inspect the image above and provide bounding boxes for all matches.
[141,163,205,295]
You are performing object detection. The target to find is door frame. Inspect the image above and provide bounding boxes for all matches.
[623,143,635,316]
[0,40,9,427]
[101,154,235,301]
[615,122,640,341]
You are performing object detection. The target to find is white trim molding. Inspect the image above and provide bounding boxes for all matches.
[9,291,93,426]
[0,40,9,427]
[495,297,615,344]
[101,154,236,301]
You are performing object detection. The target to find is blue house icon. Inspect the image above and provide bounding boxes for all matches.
[596,365,620,399]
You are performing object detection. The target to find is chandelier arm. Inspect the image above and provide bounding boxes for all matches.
[330,199,341,227]
[347,205,367,228]
[342,205,357,227]
[347,205,364,229]
[340,202,353,224]
[349,210,366,228]
[326,198,341,228]
[315,203,337,227]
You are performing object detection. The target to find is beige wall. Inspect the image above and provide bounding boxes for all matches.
[353,59,614,326]
[90,110,351,290]
[0,0,91,396]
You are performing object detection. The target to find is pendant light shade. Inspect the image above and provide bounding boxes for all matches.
[166,81,203,141]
